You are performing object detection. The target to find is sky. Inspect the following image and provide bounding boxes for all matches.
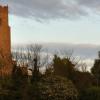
[1,0,100,68]
[0,0,100,44]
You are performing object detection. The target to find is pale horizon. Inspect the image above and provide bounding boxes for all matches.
[1,0,100,68]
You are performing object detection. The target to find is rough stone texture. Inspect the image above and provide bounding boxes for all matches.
[0,5,11,56]
[0,5,12,77]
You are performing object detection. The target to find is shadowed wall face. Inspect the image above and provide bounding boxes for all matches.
[0,6,11,56]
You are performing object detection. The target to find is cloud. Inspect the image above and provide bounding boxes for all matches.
[77,0,100,14]
[78,0,100,8]
[42,43,100,70]
[0,0,87,20]
[42,43,100,59]
[12,43,99,69]
[0,0,100,20]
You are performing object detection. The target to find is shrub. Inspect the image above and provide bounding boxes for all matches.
[80,87,100,100]
[29,75,78,100]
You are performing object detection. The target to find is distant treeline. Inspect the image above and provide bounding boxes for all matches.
[0,44,100,100]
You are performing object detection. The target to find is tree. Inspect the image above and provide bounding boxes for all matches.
[72,71,95,90]
[80,87,100,100]
[52,55,95,91]
[28,75,78,100]
[91,51,100,87]
[53,55,75,79]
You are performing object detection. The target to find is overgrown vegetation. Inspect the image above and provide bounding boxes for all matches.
[0,45,100,100]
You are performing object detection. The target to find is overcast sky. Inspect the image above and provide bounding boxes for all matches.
[1,0,100,68]
[0,0,100,44]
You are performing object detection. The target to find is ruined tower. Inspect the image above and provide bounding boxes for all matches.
[0,5,11,56]
[0,5,12,77]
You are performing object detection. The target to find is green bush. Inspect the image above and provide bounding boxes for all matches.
[80,87,100,100]
[28,75,78,100]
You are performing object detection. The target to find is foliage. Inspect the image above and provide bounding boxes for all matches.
[28,75,78,100]
[53,55,75,79]
[1,48,100,100]
[72,71,96,90]
[52,55,96,91]
[91,59,100,86]
[80,87,100,100]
